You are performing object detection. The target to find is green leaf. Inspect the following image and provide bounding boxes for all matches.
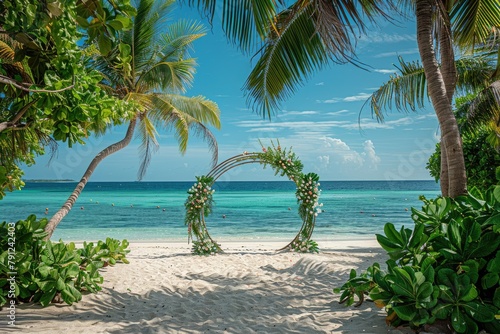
[376,234,401,252]
[393,304,417,321]
[65,263,80,277]
[39,288,57,307]
[493,186,500,204]
[470,232,500,258]
[417,282,434,299]
[433,302,452,319]
[463,302,495,322]
[38,265,51,278]
[98,34,112,55]
[76,16,90,28]
[113,15,132,30]
[384,223,404,245]
[58,123,70,134]
[55,277,65,291]
[494,288,500,308]
[43,242,56,264]
[448,221,462,251]
[107,19,124,31]
[408,223,425,249]
[481,273,499,290]
[451,307,467,333]
[38,280,55,292]
[461,285,478,302]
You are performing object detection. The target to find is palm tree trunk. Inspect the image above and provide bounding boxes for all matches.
[440,139,449,197]
[416,0,467,198]
[44,117,138,240]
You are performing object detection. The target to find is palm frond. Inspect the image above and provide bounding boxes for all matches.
[451,0,500,51]
[147,93,220,161]
[187,120,219,167]
[367,57,426,121]
[136,113,159,180]
[129,0,176,75]
[315,0,397,58]
[126,92,155,110]
[0,40,14,60]
[464,80,500,135]
[159,19,206,60]
[368,54,497,121]
[185,0,279,52]
[136,58,198,93]
[455,55,496,94]
[244,2,329,118]
[151,94,221,129]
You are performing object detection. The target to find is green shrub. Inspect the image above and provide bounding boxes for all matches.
[427,132,500,193]
[0,215,129,307]
[334,187,500,333]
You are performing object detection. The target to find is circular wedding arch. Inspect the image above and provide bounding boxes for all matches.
[183,142,323,255]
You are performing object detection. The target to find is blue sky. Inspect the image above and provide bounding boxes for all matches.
[24,5,440,182]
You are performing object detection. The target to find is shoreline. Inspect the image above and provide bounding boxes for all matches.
[4,239,395,333]
[56,234,382,246]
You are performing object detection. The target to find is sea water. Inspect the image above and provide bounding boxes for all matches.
[0,181,441,242]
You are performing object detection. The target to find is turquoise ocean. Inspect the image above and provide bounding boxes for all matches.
[0,181,441,243]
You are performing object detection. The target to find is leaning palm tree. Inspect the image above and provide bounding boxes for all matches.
[44,0,221,239]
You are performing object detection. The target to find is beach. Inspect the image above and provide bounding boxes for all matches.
[2,238,404,334]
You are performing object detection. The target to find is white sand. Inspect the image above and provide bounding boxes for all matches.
[5,238,400,333]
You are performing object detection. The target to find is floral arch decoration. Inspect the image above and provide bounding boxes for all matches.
[184,141,323,255]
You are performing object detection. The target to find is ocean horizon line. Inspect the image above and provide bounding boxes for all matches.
[24,179,438,183]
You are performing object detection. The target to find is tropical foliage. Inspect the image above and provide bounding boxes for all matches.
[371,1,499,197]
[183,0,396,118]
[0,215,129,307]
[185,0,500,199]
[371,50,500,193]
[0,0,136,198]
[44,0,221,239]
[334,186,500,333]
[427,131,500,193]
[184,141,321,255]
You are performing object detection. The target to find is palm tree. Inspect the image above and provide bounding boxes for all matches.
[187,0,396,119]
[368,1,499,197]
[184,0,499,197]
[369,44,499,143]
[44,0,221,239]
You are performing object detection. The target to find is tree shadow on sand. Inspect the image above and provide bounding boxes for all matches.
[11,248,390,333]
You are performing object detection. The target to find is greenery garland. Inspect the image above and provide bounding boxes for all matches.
[184,141,322,255]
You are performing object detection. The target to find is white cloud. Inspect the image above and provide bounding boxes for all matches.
[374,69,397,74]
[317,155,330,169]
[283,110,318,116]
[343,92,372,102]
[318,92,371,104]
[320,137,381,170]
[315,82,324,86]
[326,109,350,116]
[362,140,381,169]
[236,115,417,134]
[245,127,280,133]
[318,98,341,104]
[236,120,350,131]
[340,117,414,130]
[374,48,420,58]
[323,137,363,167]
[360,32,416,43]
